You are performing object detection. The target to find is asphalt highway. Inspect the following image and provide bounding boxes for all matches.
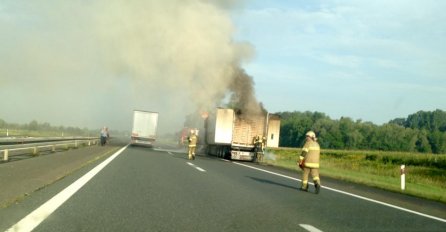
[1,142,445,231]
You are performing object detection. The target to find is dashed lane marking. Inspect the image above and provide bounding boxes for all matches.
[153,148,187,153]
[187,162,206,172]
[300,224,323,232]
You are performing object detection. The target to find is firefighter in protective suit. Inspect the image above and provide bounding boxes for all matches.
[299,131,321,194]
[188,130,198,160]
[253,135,262,162]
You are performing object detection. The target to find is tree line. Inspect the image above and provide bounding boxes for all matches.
[277,109,446,154]
[0,119,94,137]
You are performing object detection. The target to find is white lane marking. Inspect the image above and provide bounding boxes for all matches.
[232,161,446,223]
[153,148,187,153]
[233,161,301,182]
[187,162,206,172]
[300,224,323,232]
[7,145,128,232]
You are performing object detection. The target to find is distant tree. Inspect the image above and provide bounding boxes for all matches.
[41,122,51,131]
[279,122,295,147]
[356,122,376,150]
[432,109,446,132]
[416,130,432,153]
[276,110,446,153]
[339,117,356,148]
[404,109,446,132]
[28,120,39,131]
[0,119,6,128]
[389,118,405,126]
[328,121,344,149]
[278,111,314,147]
[313,118,333,148]
[429,130,446,154]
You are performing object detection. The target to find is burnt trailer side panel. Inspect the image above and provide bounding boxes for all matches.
[230,114,267,161]
[232,114,266,146]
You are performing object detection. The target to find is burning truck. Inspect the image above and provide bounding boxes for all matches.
[204,107,280,161]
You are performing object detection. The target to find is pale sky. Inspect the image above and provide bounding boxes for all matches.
[234,0,446,124]
[0,0,445,133]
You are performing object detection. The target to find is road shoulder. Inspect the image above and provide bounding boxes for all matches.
[0,145,120,208]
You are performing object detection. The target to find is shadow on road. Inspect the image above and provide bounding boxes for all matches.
[247,176,298,191]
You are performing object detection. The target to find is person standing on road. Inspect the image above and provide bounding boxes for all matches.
[298,131,321,193]
[260,136,266,161]
[253,135,262,162]
[100,127,108,146]
[105,127,110,144]
[261,136,266,153]
[188,130,198,160]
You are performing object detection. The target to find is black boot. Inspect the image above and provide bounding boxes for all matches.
[315,183,321,194]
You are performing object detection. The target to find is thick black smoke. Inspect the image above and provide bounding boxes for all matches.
[227,67,266,116]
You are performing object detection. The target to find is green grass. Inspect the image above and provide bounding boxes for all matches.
[262,148,446,203]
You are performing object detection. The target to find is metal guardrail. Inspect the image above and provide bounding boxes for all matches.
[0,136,97,145]
[1,139,99,161]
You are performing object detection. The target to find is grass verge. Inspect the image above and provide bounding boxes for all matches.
[262,147,446,203]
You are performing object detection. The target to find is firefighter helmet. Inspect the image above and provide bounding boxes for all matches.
[306,131,316,139]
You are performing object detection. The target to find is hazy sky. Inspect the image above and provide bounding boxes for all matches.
[1,0,445,133]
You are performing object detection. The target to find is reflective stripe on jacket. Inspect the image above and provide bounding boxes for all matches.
[300,140,320,168]
[188,135,198,147]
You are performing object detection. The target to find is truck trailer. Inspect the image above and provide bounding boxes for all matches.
[131,110,159,146]
[205,108,280,161]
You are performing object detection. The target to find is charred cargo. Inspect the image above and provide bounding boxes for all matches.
[205,108,280,161]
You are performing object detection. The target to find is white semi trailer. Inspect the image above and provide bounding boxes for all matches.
[131,110,159,147]
[205,108,280,161]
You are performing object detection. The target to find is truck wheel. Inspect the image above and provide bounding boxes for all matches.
[223,150,230,160]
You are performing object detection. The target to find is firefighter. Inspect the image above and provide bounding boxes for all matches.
[298,131,321,194]
[256,136,267,162]
[188,130,198,160]
[253,135,262,162]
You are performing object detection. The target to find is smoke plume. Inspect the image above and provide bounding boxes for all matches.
[0,0,262,133]
[228,67,266,116]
